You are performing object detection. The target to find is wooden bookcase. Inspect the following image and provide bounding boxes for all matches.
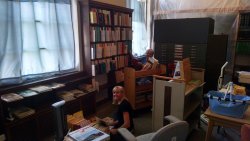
[0,73,96,141]
[233,11,250,82]
[78,0,133,100]
[88,1,132,74]
[152,68,204,131]
[124,65,166,110]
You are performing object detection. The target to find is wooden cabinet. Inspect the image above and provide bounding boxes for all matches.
[233,11,250,82]
[152,68,204,131]
[124,65,166,110]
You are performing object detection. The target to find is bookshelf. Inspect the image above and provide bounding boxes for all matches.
[79,0,133,100]
[234,11,250,83]
[88,1,132,75]
[0,73,97,141]
[152,69,205,131]
[124,65,166,110]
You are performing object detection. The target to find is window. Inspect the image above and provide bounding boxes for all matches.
[127,0,148,57]
[0,0,76,85]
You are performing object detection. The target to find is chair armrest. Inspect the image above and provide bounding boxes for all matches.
[164,115,182,123]
[117,128,137,141]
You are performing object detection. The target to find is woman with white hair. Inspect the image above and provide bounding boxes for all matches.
[103,86,134,141]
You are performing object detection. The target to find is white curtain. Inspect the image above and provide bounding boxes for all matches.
[0,0,75,85]
[127,0,148,56]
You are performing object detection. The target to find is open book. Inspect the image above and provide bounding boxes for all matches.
[68,126,109,141]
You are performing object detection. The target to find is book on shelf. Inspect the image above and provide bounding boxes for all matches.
[78,84,95,93]
[68,126,109,141]
[57,91,75,102]
[47,83,65,89]
[69,89,86,98]
[29,85,53,93]
[1,93,23,103]
[11,106,35,119]
[17,90,39,97]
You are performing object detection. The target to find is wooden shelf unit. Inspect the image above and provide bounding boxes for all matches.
[233,11,250,82]
[78,0,133,100]
[152,68,204,131]
[124,65,166,110]
[85,0,133,75]
[0,74,96,141]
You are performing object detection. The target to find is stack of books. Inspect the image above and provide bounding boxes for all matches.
[11,106,35,119]
[47,83,65,89]
[1,93,23,103]
[57,91,75,102]
[78,84,96,93]
[17,90,38,97]
[29,85,52,93]
[238,71,250,84]
[69,89,86,98]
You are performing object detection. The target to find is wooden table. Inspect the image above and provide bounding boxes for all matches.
[204,107,250,141]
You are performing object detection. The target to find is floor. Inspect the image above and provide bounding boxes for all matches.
[96,99,241,141]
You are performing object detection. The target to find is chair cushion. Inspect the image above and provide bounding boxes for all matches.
[136,133,155,141]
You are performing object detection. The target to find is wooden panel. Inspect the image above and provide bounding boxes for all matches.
[5,119,37,141]
[81,91,96,117]
[36,109,54,140]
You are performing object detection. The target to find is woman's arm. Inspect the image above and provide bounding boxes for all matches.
[110,112,131,134]
[121,112,131,129]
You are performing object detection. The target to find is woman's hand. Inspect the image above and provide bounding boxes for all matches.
[110,128,118,134]
[102,117,118,126]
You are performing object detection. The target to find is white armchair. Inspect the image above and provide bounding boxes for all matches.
[118,115,189,141]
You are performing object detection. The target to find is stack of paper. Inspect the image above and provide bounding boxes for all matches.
[47,83,65,89]
[1,93,23,103]
[17,90,38,97]
[238,71,250,84]
[57,91,75,102]
[11,106,35,119]
[29,85,52,93]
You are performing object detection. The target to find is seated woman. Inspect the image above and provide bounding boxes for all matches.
[103,86,134,141]
[141,48,159,70]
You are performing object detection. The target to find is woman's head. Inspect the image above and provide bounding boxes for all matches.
[112,86,125,103]
[146,49,154,58]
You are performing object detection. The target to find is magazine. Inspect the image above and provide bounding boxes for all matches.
[29,85,52,93]
[68,126,109,141]
[1,93,23,103]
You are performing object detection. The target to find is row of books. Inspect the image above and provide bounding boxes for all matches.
[92,56,129,75]
[114,12,132,27]
[90,8,111,25]
[1,83,65,103]
[91,42,131,59]
[89,8,132,27]
[90,26,132,42]
[236,42,250,55]
[240,13,250,27]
